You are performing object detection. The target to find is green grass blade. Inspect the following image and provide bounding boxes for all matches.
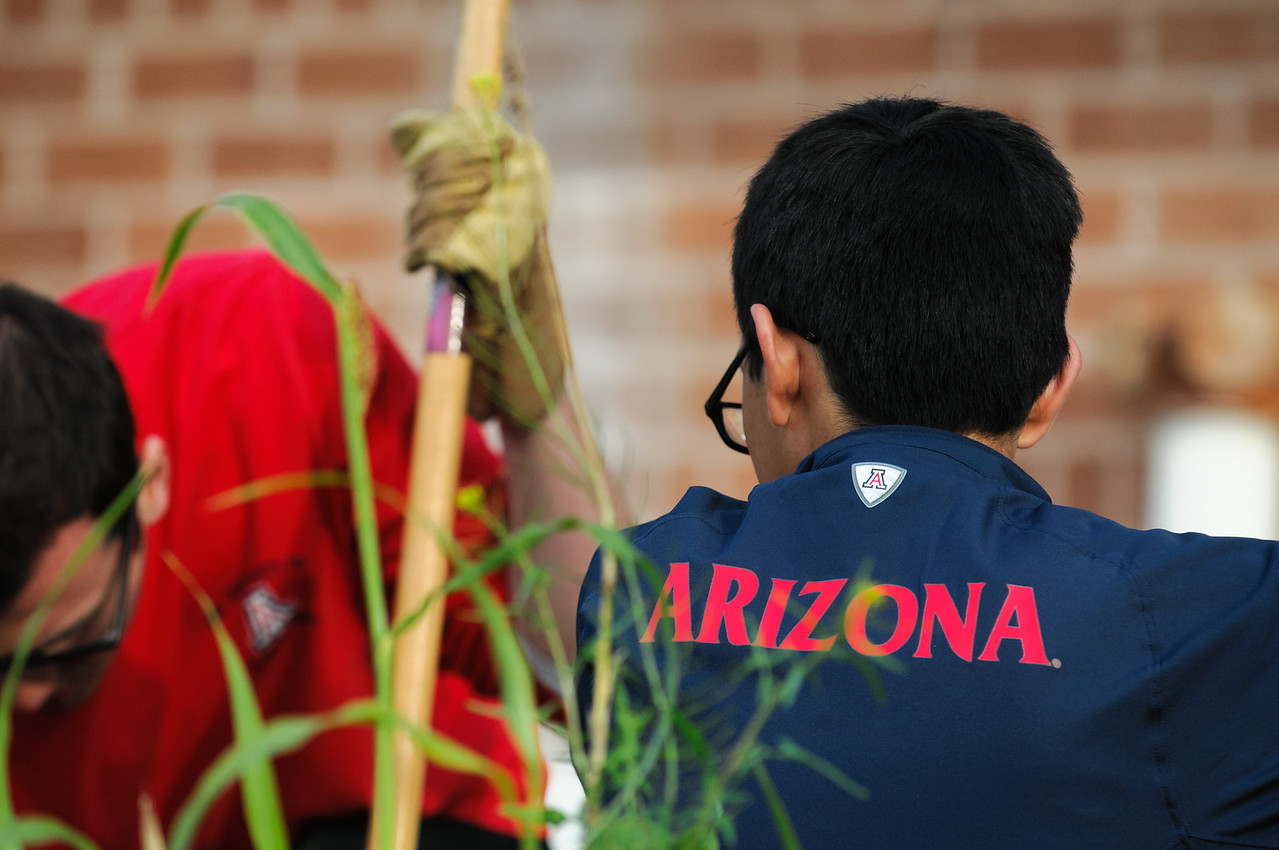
[389,517,575,641]
[162,553,288,850]
[333,702,516,801]
[213,195,342,303]
[461,578,545,844]
[772,738,869,802]
[203,470,350,513]
[169,700,519,850]
[0,816,98,850]
[149,204,212,311]
[151,195,340,313]
[167,713,327,850]
[751,762,801,850]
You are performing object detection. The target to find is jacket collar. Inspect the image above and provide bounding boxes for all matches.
[794,425,1050,501]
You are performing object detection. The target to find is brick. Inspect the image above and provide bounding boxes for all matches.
[663,202,740,253]
[0,224,86,264]
[0,61,86,102]
[681,363,726,421]
[711,117,788,165]
[89,0,126,20]
[1067,457,1104,511]
[4,0,42,23]
[377,137,406,176]
[296,217,400,260]
[134,54,254,98]
[1077,189,1120,244]
[296,49,420,96]
[48,141,169,182]
[800,26,938,78]
[212,137,334,177]
[129,217,252,260]
[702,285,738,337]
[977,18,1122,70]
[1160,188,1279,240]
[651,117,707,167]
[1069,103,1214,153]
[650,31,763,83]
[1160,10,1279,64]
[1250,99,1279,147]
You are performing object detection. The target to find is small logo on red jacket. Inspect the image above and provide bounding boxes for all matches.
[243,584,298,653]
[853,462,906,507]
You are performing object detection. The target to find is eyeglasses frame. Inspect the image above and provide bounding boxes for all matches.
[0,510,138,676]
[704,344,750,454]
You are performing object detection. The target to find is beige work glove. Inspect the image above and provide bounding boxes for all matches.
[390,106,567,426]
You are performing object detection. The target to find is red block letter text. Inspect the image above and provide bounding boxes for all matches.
[845,584,918,656]
[915,583,985,661]
[641,562,693,643]
[978,584,1050,665]
[695,563,760,645]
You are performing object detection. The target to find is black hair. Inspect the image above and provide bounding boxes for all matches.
[732,96,1081,437]
[0,283,137,611]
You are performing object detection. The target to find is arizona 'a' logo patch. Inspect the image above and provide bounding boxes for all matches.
[852,462,907,508]
[243,584,298,653]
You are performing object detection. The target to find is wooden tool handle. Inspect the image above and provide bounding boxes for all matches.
[386,353,472,848]
[377,3,511,849]
[452,0,511,109]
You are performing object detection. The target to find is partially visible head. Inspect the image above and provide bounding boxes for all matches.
[0,283,143,710]
[732,96,1082,441]
[0,283,138,609]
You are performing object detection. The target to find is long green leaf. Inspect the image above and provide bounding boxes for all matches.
[148,204,212,311]
[167,714,325,850]
[461,578,544,845]
[162,553,288,850]
[168,700,519,850]
[214,194,342,303]
[389,517,575,641]
[149,194,341,309]
[772,738,869,802]
[751,762,801,850]
[0,816,98,850]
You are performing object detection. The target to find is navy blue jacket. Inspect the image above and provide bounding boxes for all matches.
[576,426,1279,849]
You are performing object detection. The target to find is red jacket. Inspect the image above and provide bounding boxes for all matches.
[12,250,538,848]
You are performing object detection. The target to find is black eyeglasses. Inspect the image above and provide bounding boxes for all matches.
[705,345,750,454]
[0,511,137,679]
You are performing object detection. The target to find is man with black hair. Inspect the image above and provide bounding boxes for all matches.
[0,248,586,847]
[575,96,1279,848]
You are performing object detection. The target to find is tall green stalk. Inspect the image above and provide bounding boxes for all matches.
[154,196,399,848]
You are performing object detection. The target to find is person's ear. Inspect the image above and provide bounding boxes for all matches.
[750,304,801,427]
[1018,335,1082,451]
[136,435,171,528]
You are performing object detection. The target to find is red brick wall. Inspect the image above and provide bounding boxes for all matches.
[3,0,1278,525]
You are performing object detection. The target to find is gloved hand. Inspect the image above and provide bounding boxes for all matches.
[390,106,567,426]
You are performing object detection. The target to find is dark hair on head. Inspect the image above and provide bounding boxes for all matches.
[732,96,1082,438]
[0,283,137,611]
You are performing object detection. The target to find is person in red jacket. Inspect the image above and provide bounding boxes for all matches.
[0,244,597,847]
[0,247,589,848]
